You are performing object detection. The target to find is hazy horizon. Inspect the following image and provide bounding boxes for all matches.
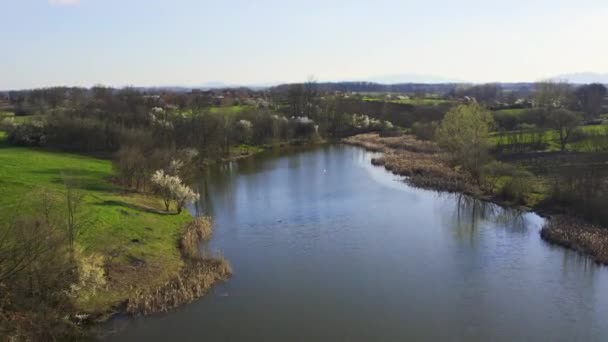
[1,0,607,89]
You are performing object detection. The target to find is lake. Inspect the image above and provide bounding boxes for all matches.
[105,145,608,341]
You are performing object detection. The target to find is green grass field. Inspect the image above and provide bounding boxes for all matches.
[361,96,452,106]
[490,124,608,152]
[0,145,190,312]
[493,108,528,116]
[177,105,251,117]
[1,111,41,124]
[208,105,250,114]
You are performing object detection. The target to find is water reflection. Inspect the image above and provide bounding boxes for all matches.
[438,193,528,243]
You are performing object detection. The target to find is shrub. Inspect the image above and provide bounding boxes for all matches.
[499,168,535,204]
[69,245,106,301]
[481,161,535,204]
[180,217,213,259]
[7,121,46,146]
[412,121,439,141]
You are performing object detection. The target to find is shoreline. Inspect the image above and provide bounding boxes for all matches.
[86,217,231,339]
[124,217,231,315]
[344,133,608,266]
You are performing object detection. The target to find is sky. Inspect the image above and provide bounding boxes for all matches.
[1,0,607,89]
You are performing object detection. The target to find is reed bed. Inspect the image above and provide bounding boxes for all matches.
[180,216,213,259]
[126,217,232,315]
[344,133,474,193]
[541,216,608,265]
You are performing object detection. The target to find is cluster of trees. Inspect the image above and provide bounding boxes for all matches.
[434,103,538,204]
[431,81,608,216]
[534,82,607,118]
[5,83,404,161]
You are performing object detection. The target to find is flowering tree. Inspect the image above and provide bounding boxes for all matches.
[151,169,199,213]
[235,119,253,144]
[151,170,178,211]
[174,183,200,214]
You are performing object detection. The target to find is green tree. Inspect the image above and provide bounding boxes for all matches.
[436,103,494,182]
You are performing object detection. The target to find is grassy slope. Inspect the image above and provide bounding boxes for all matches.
[0,142,190,312]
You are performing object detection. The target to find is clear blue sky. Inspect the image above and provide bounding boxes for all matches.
[1,0,607,89]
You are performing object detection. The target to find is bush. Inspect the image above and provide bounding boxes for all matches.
[499,168,535,204]
[481,161,535,204]
[69,245,106,302]
[412,121,438,141]
[548,166,608,226]
[7,122,46,146]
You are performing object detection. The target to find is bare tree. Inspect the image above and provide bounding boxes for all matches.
[62,172,87,248]
[534,81,573,108]
[0,192,66,284]
[547,109,582,152]
[575,83,607,119]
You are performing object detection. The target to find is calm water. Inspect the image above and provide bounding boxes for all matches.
[106,145,608,341]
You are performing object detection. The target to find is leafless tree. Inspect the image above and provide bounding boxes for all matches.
[534,81,573,108]
[62,172,87,248]
[547,109,582,152]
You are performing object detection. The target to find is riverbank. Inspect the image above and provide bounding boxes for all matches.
[216,138,327,163]
[0,145,230,338]
[344,133,475,193]
[344,133,608,265]
[125,217,231,315]
[540,216,608,264]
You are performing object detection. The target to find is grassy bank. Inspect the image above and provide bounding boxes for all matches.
[0,144,228,317]
[127,217,231,314]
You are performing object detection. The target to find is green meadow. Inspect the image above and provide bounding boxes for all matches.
[489,124,608,152]
[0,143,191,312]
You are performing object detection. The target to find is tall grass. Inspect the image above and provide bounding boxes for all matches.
[126,217,231,315]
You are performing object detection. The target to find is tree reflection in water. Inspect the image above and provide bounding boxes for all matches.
[439,193,528,242]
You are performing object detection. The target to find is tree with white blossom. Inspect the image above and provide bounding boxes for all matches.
[174,183,200,214]
[151,169,199,213]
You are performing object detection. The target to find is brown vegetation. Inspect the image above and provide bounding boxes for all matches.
[125,217,231,315]
[541,216,608,264]
[344,133,474,193]
[180,217,213,259]
[125,257,231,315]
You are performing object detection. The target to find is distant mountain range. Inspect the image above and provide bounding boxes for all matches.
[356,73,465,84]
[193,72,608,90]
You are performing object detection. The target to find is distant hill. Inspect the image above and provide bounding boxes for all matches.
[551,72,608,84]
